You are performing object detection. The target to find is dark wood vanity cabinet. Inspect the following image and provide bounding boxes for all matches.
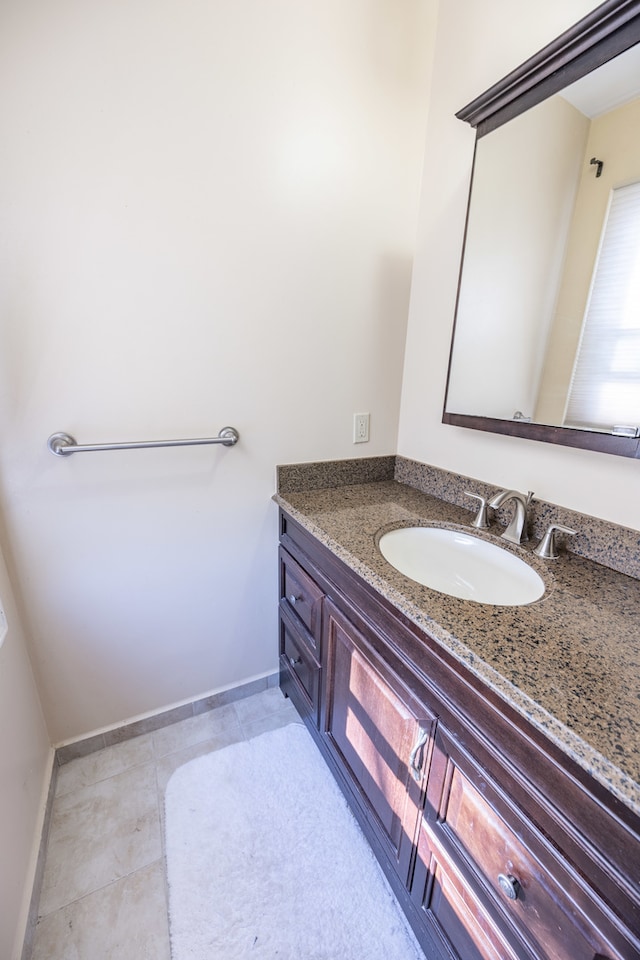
[278,511,640,960]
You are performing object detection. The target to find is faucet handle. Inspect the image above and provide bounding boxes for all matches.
[533,524,576,560]
[464,491,490,529]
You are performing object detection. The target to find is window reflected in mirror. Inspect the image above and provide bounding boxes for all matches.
[563,180,640,434]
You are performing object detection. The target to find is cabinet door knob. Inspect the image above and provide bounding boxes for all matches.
[288,594,301,605]
[289,656,302,667]
[497,873,520,901]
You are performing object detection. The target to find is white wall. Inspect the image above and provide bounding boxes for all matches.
[399,0,640,533]
[0,541,51,960]
[0,0,436,742]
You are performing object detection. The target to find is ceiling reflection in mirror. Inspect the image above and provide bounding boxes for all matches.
[445,43,640,440]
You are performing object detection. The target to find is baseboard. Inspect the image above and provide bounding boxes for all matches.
[18,748,57,960]
[55,671,279,764]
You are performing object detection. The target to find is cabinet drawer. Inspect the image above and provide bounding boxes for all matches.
[415,827,523,960]
[420,726,623,960]
[279,608,320,714]
[279,547,323,652]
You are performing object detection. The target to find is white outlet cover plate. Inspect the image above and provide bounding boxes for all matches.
[353,413,370,443]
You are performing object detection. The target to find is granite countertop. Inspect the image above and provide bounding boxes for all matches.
[274,475,640,817]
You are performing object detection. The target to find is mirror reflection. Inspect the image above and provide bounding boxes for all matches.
[445,44,640,438]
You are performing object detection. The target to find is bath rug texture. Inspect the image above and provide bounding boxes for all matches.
[164,722,424,959]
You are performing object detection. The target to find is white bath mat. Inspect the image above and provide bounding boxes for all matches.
[164,722,424,959]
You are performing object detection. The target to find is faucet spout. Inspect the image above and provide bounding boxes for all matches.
[486,489,533,544]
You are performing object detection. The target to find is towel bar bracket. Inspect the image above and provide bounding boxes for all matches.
[47,426,240,457]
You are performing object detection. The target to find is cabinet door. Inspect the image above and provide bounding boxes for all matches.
[322,599,435,885]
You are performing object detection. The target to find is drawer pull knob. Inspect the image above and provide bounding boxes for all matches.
[497,873,520,901]
[288,594,301,606]
[409,728,429,782]
[289,656,302,667]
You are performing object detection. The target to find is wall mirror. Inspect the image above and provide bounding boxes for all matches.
[443,0,640,458]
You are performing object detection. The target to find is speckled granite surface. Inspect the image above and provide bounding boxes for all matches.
[394,456,640,579]
[277,456,395,493]
[278,455,640,578]
[274,459,640,817]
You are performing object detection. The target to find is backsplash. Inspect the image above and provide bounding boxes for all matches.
[394,457,640,580]
[277,456,395,493]
[277,455,640,580]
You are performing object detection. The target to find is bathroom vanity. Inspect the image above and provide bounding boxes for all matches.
[275,458,640,960]
[274,6,640,954]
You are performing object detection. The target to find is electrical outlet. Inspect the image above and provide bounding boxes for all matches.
[353,412,370,443]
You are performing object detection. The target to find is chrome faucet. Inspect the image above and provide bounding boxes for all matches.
[486,489,534,544]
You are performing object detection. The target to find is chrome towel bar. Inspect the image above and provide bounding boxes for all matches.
[47,426,239,457]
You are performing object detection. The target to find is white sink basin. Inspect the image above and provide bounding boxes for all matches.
[378,526,545,606]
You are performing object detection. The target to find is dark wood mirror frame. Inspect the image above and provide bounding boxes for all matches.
[443,0,640,458]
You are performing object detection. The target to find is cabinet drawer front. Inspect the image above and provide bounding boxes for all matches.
[280,611,320,712]
[416,827,525,960]
[279,547,323,650]
[425,727,622,960]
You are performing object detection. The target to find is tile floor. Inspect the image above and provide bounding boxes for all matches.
[28,685,300,959]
